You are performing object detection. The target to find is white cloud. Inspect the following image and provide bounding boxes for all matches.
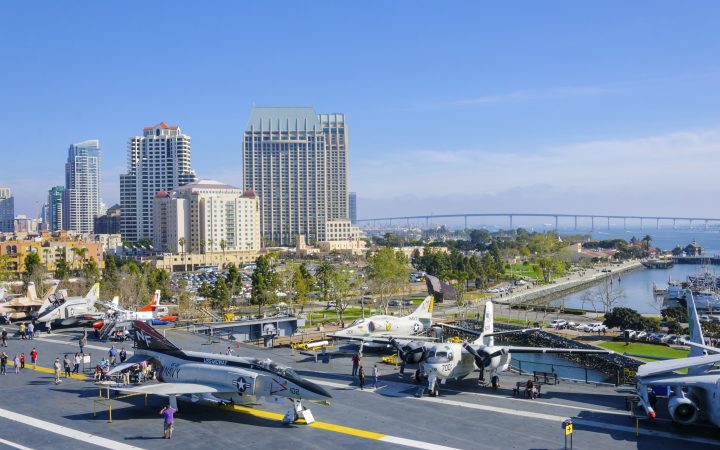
[352,127,720,217]
[437,85,611,108]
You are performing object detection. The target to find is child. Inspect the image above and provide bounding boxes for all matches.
[372,364,379,388]
[20,353,25,369]
[13,354,20,374]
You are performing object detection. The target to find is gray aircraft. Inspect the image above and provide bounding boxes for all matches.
[636,290,720,427]
[106,321,331,424]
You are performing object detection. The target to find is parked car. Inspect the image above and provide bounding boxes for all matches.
[388,300,400,307]
[622,330,636,339]
[635,331,648,340]
[549,319,568,329]
[667,335,680,344]
[587,323,606,332]
[657,333,672,343]
[403,300,414,306]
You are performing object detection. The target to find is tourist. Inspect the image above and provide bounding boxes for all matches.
[63,355,72,378]
[73,353,81,374]
[525,378,536,399]
[13,353,20,374]
[27,322,34,339]
[160,404,176,439]
[30,348,38,369]
[358,365,366,390]
[0,352,7,375]
[351,353,360,377]
[119,347,127,363]
[79,332,87,354]
[1,328,7,347]
[20,352,25,369]
[19,323,26,340]
[372,364,379,388]
[53,358,62,383]
[108,346,118,365]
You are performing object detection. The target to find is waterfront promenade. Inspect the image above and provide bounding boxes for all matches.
[489,259,644,308]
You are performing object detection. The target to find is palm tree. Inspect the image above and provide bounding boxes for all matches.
[200,240,206,266]
[220,239,227,267]
[178,237,186,271]
[72,247,88,274]
[642,235,652,251]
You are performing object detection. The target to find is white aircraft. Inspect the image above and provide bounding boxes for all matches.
[636,290,720,426]
[331,295,434,340]
[389,301,611,395]
[105,321,331,423]
[36,283,102,326]
[92,290,178,329]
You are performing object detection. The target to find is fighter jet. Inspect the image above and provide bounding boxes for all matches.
[387,301,610,396]
[331,295,435,341]
[636,290,720,427]
[36,283,102,326]
[0,281,59,320]
[92,290,178,329]
[106,321,331,423]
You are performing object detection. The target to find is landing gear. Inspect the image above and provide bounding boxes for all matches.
[491,375,500,389]
[283,399,315,425]
[427,375,439,397]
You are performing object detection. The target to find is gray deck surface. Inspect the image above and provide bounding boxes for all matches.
[0,325,718,450]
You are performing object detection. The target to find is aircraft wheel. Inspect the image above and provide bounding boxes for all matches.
[491,375,500,389]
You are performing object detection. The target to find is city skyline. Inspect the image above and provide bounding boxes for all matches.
[2,2,720,219]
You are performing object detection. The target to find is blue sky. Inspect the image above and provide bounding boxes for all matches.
[1,1,719,220]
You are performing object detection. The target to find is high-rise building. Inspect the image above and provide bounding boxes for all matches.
[152,180,260,254]
[64,140,101,233]
[0,188,13,232]
[94,204,121,234]
[242,107,348,246]
[47,186,65,232]
[349,192,357,224]
[120,123,196,243]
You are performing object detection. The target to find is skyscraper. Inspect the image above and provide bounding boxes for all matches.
[242,107,348,246]
[120,122,196,242]
[0,188,14,232]
[47,186,65,232]
[64,140,101,233]
[349,192,357,225]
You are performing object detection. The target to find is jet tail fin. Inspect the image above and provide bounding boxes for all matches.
[138,290,161,312]
[482,301,494,346]
[86,283,100,305]
[131,320,179,352]
[41,282,59,301]
[686,290,705,356]
[26,282,38,302]
[408,296,434,320]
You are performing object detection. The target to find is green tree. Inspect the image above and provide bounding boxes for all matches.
[225,263,241,296]
[198,281,213,299]
[54,255,71,281]
[661,306,688,323]
[316,261,335,304]
[212,277,231,311]
[330,266,356,328]
[250,254,279,314]
[603,307,643,330]
[82,258,101,284]
[367,248,410,315]
[0,254,11,282]
[24,252,41,277]
[642,235,652,251]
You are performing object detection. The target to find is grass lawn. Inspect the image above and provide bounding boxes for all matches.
[598,342,689,361]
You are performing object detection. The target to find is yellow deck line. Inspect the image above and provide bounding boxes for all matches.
[28,365,88,380]
[218,403,385,440]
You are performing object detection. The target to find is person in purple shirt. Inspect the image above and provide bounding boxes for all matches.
[160,405,176,439]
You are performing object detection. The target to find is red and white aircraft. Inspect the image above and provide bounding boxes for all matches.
[91,290,178,330]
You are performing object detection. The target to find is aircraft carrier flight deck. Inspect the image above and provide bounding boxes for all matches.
[0,325,717,450]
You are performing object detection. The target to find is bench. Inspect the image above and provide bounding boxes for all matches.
[513,381,542,398]
[533,370,558,385]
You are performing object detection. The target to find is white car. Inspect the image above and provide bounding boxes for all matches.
[635,331,648,340]
[585,322,606,332]
[549,319,568,329]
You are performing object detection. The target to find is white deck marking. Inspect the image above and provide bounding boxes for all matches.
[0,437,34,450]
[310,377,720,446]
[0,408,144,450]
[380,435,460,450]
[33,336,133,354]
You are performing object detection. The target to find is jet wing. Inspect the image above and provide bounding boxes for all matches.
[438,323,538,337]
[505,346,612,355]
[329,334,436,343]
[636,353,720,378]
[112,382,227,396]
[106,355,152,376]
[637,374,718,387]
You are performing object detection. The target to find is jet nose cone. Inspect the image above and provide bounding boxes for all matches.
[307,380,332,399]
